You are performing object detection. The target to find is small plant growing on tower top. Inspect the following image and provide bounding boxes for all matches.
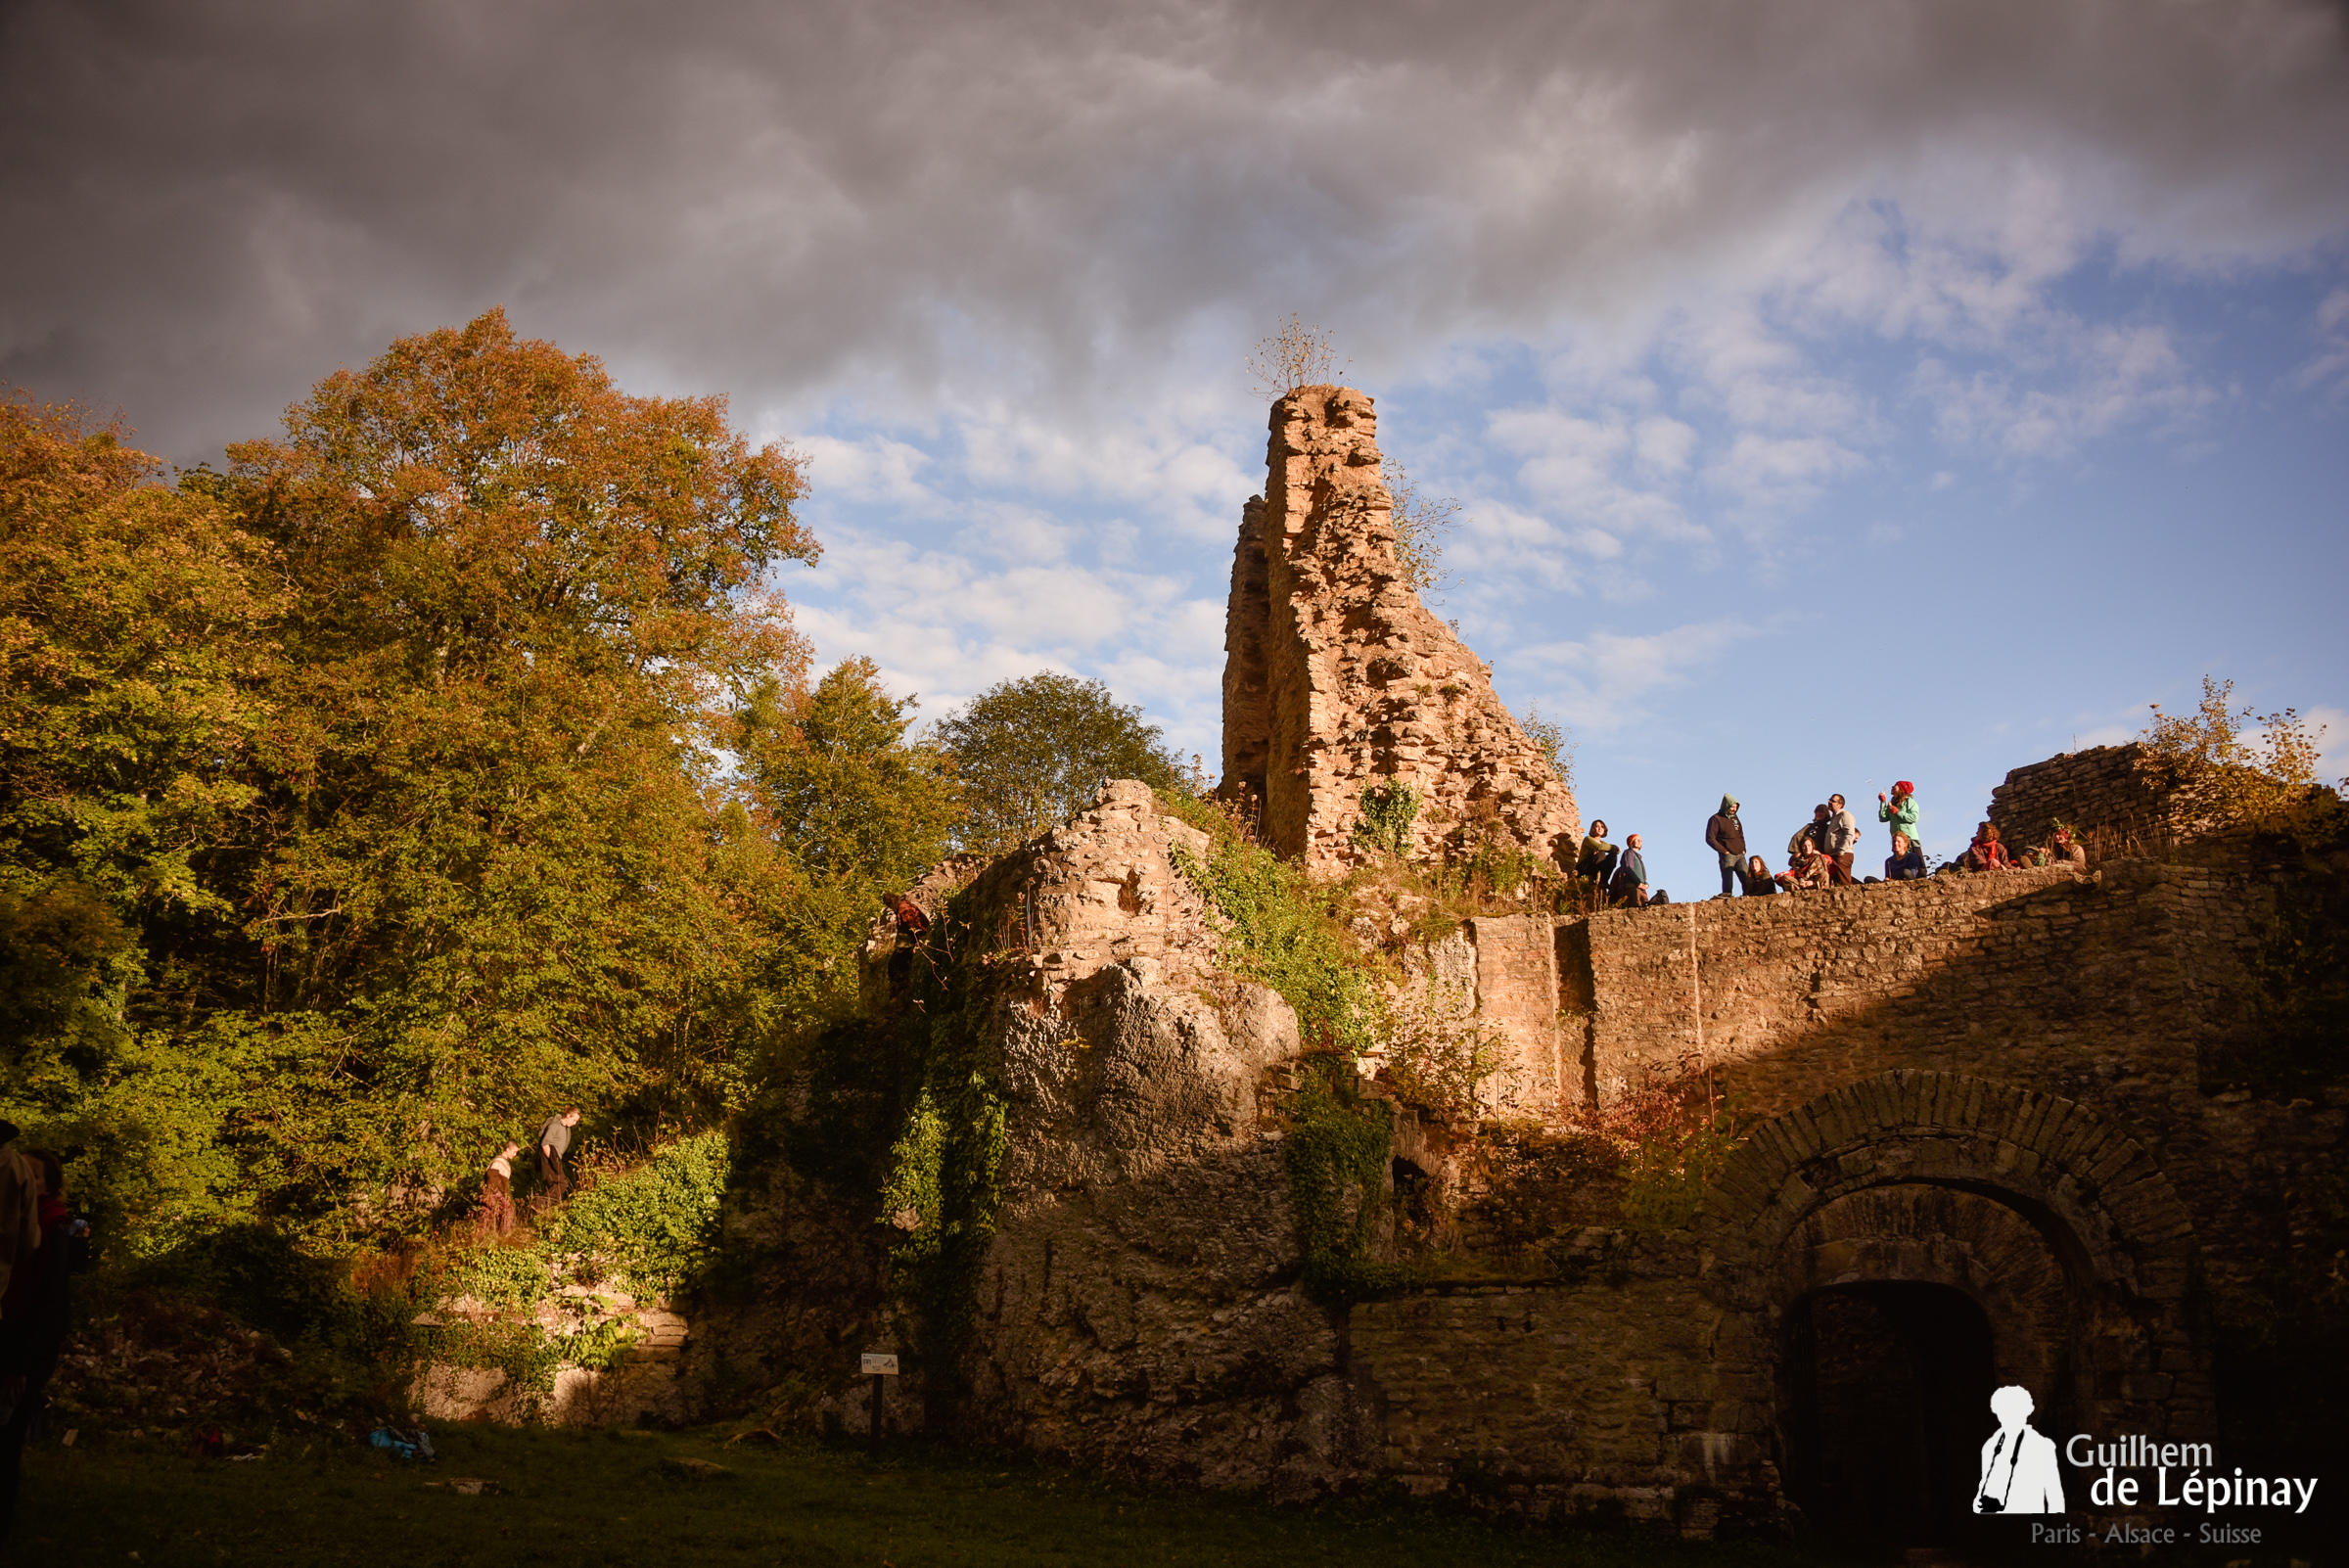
[1248,315,1350,397]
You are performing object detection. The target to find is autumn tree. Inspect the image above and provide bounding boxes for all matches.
[0,393,284,1238]
[188,308,823,1228]
[935,672,1185,853]
[2141,675,2336,828]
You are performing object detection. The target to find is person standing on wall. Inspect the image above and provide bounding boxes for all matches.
[1877,781,1919,858]
[1703,795,1746,899]
[1824,793,1862,880]
[536,1107,582,1209]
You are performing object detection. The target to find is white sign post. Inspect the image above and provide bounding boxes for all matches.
[861,1352,898,1451]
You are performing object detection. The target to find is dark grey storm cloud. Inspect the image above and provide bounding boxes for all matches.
[5,0,2346,458]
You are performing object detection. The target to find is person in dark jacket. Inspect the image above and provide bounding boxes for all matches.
[1884,832,1928,881]
[1,1151,85,1546]
[1575,819,1619,887]
[1739,853,1779,895]
[1704,796,1746,898]
[536,1106,581,1209]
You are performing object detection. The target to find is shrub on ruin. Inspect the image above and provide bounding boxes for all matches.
[2139,675,2340,832]
[1352,779,1420,858]
[1381,454,1458,603]
[1246,314,1349,398]
[1518,703,1575,793]
[1374,984,1503,1124]
[1163,791,1380,1058]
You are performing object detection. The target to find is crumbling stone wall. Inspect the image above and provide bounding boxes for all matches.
[1219,388,1578,875]
[1987,743,2212,855]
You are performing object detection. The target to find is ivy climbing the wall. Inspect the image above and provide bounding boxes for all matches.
[1160,792,1380,1058]
[1352,779,1419,857]
[1281,1074,1404,1301]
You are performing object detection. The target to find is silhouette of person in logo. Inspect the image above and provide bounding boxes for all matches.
[1975,1384,2065,1514]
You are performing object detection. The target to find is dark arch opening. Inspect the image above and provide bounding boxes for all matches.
[1784,1281,1995,1550]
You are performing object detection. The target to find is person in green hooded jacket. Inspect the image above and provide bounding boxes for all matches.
[1704,795,1747,898]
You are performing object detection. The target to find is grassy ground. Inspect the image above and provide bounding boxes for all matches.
[16,1422,1819,1568]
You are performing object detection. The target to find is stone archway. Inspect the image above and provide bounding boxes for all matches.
[1695,1071,2211,1542]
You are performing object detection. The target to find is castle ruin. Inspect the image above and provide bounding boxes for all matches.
[1219,387,1579,874]
[451,389,2343,1554]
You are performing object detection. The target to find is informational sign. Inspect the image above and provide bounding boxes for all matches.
[860,1352,899,1376]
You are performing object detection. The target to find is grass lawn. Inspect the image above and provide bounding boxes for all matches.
[16,1423,1826,1568]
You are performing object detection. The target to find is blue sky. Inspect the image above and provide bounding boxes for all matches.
[6,0,2346,899]
[772,238,2348,897]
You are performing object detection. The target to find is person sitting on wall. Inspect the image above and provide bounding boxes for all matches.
[1959,821,2012,872]
[1789,807,1859,886]
[1577,819,1619,887]
[1608,833,1666,906]
[1787,805,1829,865]
[1775,843,1837,892]
[1877,780,1919,853]
[1884,831,1928,881]
[2041,820,2089,870]
[1738,853,1779,895]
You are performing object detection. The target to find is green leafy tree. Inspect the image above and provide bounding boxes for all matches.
[737,657,962,1027]
[934,672,1184,853]
[0,393,283,1239]
[193,308,821,1233]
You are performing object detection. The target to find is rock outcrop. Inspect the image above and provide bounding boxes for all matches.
[1220,386,1579,875]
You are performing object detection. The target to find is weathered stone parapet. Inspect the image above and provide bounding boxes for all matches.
[1987,742,2221,856]
[1220,386,1578,876]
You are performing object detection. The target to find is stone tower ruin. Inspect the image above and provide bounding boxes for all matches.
[1219,386,1579,873]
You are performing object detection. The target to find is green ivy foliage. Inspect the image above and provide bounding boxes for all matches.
[541,1131,733,1301]
[1280,1078,1403,1302]
[1161,795,1378,1058]
[1351,780,1419,857]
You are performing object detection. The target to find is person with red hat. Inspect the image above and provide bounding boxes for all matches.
[1878,781,1919,856]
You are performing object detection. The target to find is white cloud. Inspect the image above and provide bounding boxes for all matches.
[2296,288,2349,397]
[1703,432,1864,512]
[1513,617,1768,733]
[798,434,943,510]
[1487,406,1707,544]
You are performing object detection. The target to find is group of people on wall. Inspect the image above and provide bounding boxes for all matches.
[1573,781,2089,907]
